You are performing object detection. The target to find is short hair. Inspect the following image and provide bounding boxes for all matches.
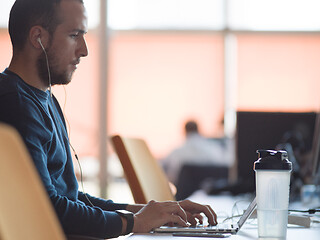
[8,0,83,51]
[185,121,199,134]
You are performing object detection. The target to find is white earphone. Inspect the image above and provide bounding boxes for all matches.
[36,35,94,207]
[37,37,45,50]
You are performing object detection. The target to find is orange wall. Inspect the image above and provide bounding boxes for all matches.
[0,31,12,69]
[108,32,224,158]
[237,34,320,112]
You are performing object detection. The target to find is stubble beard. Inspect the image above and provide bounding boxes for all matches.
[37,47,74,87]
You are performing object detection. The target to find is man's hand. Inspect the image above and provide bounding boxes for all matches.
[178,199,217,226]
[131,200,217,233]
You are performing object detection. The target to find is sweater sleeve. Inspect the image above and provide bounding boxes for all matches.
[78,192,128,211]
[50,194,123,238]
[27,107,124,238]
[0,92,124,239]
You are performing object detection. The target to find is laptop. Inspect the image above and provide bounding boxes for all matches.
[153,197,256,235]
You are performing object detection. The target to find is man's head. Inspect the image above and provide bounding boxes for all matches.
[185,120,199,136]
[9,0,87,86]
[10,0,68,51]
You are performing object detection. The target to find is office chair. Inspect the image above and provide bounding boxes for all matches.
[0,123,66,240]
[111,135,175,204]
[175,163,229,200]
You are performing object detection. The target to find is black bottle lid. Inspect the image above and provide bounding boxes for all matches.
[254,149,292,171]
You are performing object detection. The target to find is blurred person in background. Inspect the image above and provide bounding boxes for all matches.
[161,120,234,185]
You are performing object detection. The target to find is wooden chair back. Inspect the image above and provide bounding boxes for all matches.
[111,135,175,204]
[0,123,66,240]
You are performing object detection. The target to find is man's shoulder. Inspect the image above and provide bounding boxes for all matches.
[0,71,18,98]
[0,70,40,124]
[0,70,45,105]
[0,70,20,97]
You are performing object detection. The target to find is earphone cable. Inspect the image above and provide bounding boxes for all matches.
[40,41,94,208]
[289,209,320,214]
[38,39,52,98]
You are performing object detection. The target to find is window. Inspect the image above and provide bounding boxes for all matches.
[228,0,320,31]
[108,0,224,30]
[0,0,14,28]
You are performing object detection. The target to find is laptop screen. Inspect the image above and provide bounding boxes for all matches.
[237,197,257,229]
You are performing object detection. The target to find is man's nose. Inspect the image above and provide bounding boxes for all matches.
[78,36,88,57]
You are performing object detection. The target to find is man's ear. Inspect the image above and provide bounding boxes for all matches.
[29,26,49,49]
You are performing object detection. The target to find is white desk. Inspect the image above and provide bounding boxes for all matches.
[126,227,320,240]
[125,191,320,240]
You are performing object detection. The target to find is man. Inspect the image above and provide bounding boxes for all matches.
[162,120,234,185]
[0,0,217,239]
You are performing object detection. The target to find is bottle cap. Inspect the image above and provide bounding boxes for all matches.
[254,149,292,171]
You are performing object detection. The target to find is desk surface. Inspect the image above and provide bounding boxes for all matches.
[125,191,320,240]
[127,228,320,240]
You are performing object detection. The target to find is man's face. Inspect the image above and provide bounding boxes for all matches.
[38,0,88,86]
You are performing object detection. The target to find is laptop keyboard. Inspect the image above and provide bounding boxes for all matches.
[187,223,237,232]
[154,222,238,234]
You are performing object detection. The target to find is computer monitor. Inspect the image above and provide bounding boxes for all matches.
[236,111,317,193]
[311,113,320,185]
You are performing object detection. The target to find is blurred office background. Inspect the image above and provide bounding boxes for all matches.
[1,0,320,202]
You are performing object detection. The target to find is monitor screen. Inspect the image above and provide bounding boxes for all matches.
[236,111,317,193]
[311,113,320,185]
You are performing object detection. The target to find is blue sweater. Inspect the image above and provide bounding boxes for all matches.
[0,69,127,239]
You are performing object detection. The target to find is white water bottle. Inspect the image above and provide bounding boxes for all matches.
[254,150,292,238]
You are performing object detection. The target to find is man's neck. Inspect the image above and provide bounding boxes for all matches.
[8,55,48,92]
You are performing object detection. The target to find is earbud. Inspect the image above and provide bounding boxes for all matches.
[37,36,51,96]
[37,37,45,51]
